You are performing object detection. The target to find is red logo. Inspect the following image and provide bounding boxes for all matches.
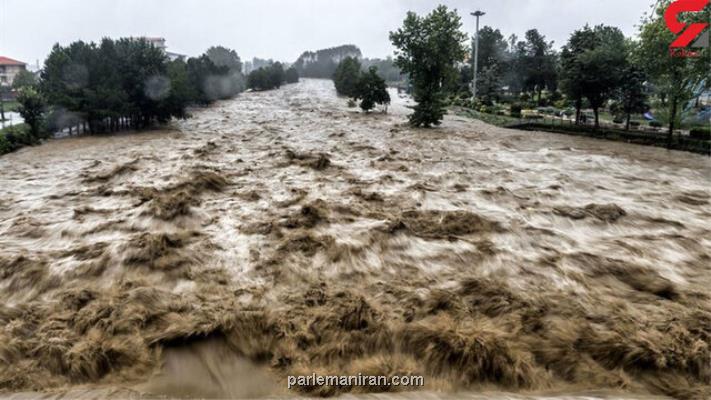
[664,0,709,56]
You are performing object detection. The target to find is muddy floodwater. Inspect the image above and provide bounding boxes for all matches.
[0,79,709,400]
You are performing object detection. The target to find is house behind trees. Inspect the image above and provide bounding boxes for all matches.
[0,56,27,90]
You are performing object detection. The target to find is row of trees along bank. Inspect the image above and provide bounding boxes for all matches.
[386,2,710,143]
[38,40,247,135]
[5,39,248,148]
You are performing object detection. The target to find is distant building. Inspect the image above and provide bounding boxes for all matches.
[137,37,186,61]
[140,37,166,51]
[0,56,27,87]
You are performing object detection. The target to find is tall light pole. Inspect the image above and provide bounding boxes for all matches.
[470,10,485,102]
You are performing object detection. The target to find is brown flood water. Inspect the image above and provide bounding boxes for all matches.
[0,79,709,399]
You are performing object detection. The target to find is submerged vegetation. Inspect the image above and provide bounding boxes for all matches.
[333,58,390,112]
[0,38,247,156]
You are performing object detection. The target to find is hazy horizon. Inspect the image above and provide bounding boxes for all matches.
[1,0,654,66]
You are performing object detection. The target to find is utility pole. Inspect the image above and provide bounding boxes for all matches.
[470,10,485,102]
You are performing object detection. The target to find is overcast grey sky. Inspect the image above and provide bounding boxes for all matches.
[1,0,655,67]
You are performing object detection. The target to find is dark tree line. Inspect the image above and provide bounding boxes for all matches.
[247,62,298,91]
[333,57,390,112]
[39,38,245,135]
[293,45,362,78]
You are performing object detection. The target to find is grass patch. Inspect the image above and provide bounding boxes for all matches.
[454,107,520,128]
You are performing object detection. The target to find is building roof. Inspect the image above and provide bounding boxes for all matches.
[0,56,26,66]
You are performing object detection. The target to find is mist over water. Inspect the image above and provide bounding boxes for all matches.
[0,79,709,399]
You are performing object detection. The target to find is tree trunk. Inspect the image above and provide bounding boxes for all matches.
[537,88,543,105]
[574,99,582,125]
[625,113,631,131]
[668,97,677,149]
[593,108,600,129]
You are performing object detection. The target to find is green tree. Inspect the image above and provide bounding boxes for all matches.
[247,63,287,91]
[560,27,594,124]
[390,5,467,127]
[560,25,627,127]
[518,29,558,105]
[17,87,47,138]
[285,67,300,84]
[465,26,508,102]
[159,59,193,120]
[205,46,246,97]
[616,63,648,130]
[355,67,391,112]
[636,0,709,144]
[333,57,362,97]
[206,46,243,72]
[12,70,37,90]
[39,38,201,134]
[476,26,509,71]
[268,62,285,89]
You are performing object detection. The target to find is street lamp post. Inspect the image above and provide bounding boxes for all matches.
[470,10,485,102]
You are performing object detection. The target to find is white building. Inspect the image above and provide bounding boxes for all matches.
[138,37,186,61]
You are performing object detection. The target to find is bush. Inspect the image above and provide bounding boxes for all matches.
[354,67,391,112]
[690,127,711,140]
[41,39,240,132]
[248,63,286,91]
[0,133,11,155]
[510,103,523,118]
[522,110,543,119]
[0,124,34,155]
[613,117,625,124]
[630,121,641,127]
[480,105,495,114]
[649,121,663,128]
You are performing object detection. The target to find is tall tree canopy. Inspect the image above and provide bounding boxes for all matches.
[615,62,648,130]
[560,25,627,127]
[247,63,286,91]
[39,38,243,134]
[390,5,467,127]
[517,29,558,104]
[333,57,362,98]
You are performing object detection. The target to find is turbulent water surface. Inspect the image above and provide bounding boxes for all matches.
[0,79,710,400]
